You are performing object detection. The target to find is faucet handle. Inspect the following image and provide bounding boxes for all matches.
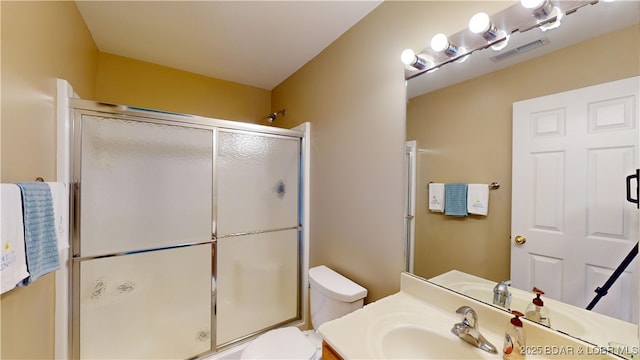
[455,306,478,328]
[493,280,512,308]
[495,280,511,290]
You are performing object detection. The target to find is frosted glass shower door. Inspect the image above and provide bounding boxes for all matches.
[79,245,212,359]
[79,115,213,257]
[76,114,214,359]
[216,130,300,345]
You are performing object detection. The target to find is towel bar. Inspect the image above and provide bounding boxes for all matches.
[427,181,500,190]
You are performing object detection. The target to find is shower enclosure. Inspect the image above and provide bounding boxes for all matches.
[68,101,307,359]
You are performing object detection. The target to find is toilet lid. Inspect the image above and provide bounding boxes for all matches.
[241,327,317,360]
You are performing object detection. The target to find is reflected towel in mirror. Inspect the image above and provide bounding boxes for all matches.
[428,183,445,212]
[467,184,489,216]
[444,183,468,217]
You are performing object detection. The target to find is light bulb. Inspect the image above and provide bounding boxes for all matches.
[400,49,429,70]
[400,49,417,65]
[522,0,555,19]
[469,12,491,34]
[430,33,449,52]
[521,0,545,9]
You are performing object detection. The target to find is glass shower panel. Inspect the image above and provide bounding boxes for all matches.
[215,229,298,345]
[216,131,300,235]
[216,131,301,345]
[79,244,212,359]
[80,115,213,257]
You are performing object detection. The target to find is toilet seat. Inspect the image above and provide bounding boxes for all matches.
[240,327,318,360]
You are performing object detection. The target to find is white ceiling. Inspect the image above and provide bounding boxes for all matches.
[76,1,638,96]
[75,0,383,90]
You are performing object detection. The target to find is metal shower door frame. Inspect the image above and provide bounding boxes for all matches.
[68,99,305,359]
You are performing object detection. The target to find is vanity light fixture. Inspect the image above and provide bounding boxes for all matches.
[521,0,563,31]
[402,0,596,80]
[401,49,430,70]
[468,12,510,51]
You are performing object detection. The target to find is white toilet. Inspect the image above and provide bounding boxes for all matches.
[240,265,367,360]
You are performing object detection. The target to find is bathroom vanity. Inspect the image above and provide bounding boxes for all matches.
[429,270,638,352]
[318,272,623,359]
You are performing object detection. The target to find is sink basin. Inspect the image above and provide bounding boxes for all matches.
[368,313,502,359]
[379,324,500,359]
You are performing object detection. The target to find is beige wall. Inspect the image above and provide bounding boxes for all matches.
[95,53,271,124]
[407,25,640,282]
[1,2,274,358]
[5,0,633,357]
[1,1,99,359]
[271,1,512,302]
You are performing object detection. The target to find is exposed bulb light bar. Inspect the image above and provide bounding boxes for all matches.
[430,33,459,57]
[402,0,598,80]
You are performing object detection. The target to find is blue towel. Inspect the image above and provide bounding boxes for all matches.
[16,182,60,284]
[444,183,468,217]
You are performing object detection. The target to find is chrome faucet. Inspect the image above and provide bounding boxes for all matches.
[493,280,512,309]
[451,306,498,354]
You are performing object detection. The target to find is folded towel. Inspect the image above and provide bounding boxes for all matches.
[46,182,69,253]
[467,184,490,216]
[444,183,468,217]
[16,182,60,284]
[1,184,30,293]
[428,183,445,212]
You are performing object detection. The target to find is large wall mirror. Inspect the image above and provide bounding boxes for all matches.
[405,0,639,355]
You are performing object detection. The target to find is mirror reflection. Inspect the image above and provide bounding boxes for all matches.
[405,0,639,354]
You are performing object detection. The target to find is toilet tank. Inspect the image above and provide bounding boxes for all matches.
[308,265,367,329]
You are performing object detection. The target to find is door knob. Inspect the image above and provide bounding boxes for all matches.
[514,235,526,245]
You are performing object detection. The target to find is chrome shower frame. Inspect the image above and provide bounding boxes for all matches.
[67,99,307,359]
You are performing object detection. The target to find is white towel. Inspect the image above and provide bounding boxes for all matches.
[467,184,489,216]
[428,183,445,212]
[46,182,69,253]
[1,184,29,293]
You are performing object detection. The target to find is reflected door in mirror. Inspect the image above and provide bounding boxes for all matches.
[511,77,639,324]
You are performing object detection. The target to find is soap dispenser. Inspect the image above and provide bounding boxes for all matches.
[493,280,512,309]
[503,310,526,359]
[525,287,550,326]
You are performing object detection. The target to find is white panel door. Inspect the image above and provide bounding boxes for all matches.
[511,77,639,323]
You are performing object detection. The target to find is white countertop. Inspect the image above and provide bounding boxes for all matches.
[319,272,622,359]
